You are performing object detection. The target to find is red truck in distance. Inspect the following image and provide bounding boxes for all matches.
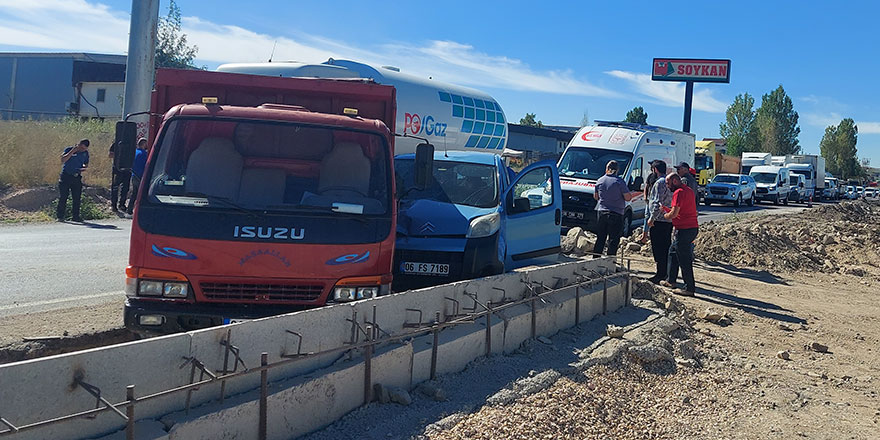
[121,68,428,335]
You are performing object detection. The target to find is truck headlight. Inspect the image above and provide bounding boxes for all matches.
[138,281,164,296]
[333,286,379,302]
[163,282,189,298]
[466,212,501,238]
[769,185,776,191]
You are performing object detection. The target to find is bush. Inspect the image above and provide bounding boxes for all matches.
[0,118,115,188]
[45,194,111,221]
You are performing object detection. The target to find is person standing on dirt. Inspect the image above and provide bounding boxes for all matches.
[661,173,699,295]
[592,160,642,257]
[674,162,699,205]
[126,138,149,215]
[57,139,90,222]
[646,161,674,284]
[108,140,131,213]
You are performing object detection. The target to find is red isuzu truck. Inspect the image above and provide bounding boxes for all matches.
[122,68,419,335]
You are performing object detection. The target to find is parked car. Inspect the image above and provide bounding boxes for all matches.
[788,174,806,203]
[865,188,878,199]
[845,185,857,199]
[857,186,865,198]
[704,174,757,207]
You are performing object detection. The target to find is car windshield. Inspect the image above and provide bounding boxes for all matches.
[790,176,800,185]
[396,159,498,208]
[712,175,740,184]
[751,172,778,184]
[145,119,390,215]
[558,147,633,180]
[790,169,810,179]
[695,156,711,170]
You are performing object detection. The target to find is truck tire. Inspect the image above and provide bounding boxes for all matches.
[622,211,632,238]
[783,195,789,206]
[773,195,779,205]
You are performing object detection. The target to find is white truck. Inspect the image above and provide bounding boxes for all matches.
[741,152,771,175]
[554,121,694,236]
[217,59,508,155]
[750,165,790,205]
[784,155,826,201]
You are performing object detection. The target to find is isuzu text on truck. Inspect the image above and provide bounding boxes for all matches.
[121,68,433,335]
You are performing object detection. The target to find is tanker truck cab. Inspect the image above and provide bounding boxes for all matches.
[392,149,561,291]
[557,121,694,235]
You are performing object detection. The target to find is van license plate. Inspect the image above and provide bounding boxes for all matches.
[563,211,584,220]
[402,262,450,276]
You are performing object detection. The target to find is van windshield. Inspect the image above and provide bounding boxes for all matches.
[751,173,778,184]
[558,147,633,180]
[395,159,498,208]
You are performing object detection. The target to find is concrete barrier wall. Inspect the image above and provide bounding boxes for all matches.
[0,257,621,440]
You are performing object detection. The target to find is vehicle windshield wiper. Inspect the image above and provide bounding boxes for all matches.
[182,192,261,218]
[264,204,371,224]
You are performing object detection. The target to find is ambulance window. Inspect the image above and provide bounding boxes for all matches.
[628,157,644,191]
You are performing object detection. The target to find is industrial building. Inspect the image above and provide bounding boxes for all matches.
[0,52,126,120]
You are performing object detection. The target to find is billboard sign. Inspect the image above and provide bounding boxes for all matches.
[652,58,731,83]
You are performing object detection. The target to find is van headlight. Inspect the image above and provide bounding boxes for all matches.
[466,212,501,238]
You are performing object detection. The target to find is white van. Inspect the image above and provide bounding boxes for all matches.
[554,121,695,235]
[750,165,790,205]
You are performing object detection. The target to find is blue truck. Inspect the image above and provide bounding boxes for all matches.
[392,150,562,291]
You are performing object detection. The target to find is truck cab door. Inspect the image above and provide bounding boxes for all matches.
[503,160,561,269]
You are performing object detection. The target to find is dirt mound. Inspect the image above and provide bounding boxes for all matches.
[695,200,880,276]
[1,186,112,222]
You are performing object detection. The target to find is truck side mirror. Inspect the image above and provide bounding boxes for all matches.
[414,143,434,190]
[113,121,138,170]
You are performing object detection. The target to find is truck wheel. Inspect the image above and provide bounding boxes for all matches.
[783,195,789,206]
[621,211,632,238]
[773,195,779,205]
[734,194,742,207]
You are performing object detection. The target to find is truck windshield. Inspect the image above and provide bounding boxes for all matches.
[145,119,390,215]
[396,159,498,208]
[790,169,811,180]
[558,147,633,180]
[695,156,712,170]
[751,173,778,184]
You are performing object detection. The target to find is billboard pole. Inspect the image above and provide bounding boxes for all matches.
[682,81,694,133]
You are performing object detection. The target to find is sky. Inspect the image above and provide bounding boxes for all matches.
[1,0,878,165]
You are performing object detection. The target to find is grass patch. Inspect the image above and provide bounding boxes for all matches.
[0,118,115,188]
[44,194,112,221]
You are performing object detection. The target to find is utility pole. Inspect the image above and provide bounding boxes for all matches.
[122,0,159,128]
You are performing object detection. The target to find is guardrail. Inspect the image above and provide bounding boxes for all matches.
[0,258,631,440]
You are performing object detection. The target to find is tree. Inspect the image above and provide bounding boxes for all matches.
[821,118,861,179]
[520,113,543,128]
[754,85,800,155]
[719,93,758,157]
[624,106,648,124]
[155,0,199,69]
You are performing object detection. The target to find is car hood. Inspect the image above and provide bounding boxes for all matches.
[397,199,497,237]
[707,183,736,189]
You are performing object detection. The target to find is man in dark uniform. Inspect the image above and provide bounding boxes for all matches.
[58,139,90,222]
[108,140,131,213]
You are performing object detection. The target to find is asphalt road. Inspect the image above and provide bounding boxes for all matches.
[0,200,828,319]
[0,219,131,318]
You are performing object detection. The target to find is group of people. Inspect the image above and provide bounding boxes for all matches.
[56,137,149,222]
[592,159,700,295]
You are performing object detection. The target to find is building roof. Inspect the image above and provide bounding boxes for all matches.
[507,123,576,141]
[0,52,127,65]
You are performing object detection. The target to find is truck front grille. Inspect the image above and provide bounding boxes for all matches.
[200,282,324,302]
